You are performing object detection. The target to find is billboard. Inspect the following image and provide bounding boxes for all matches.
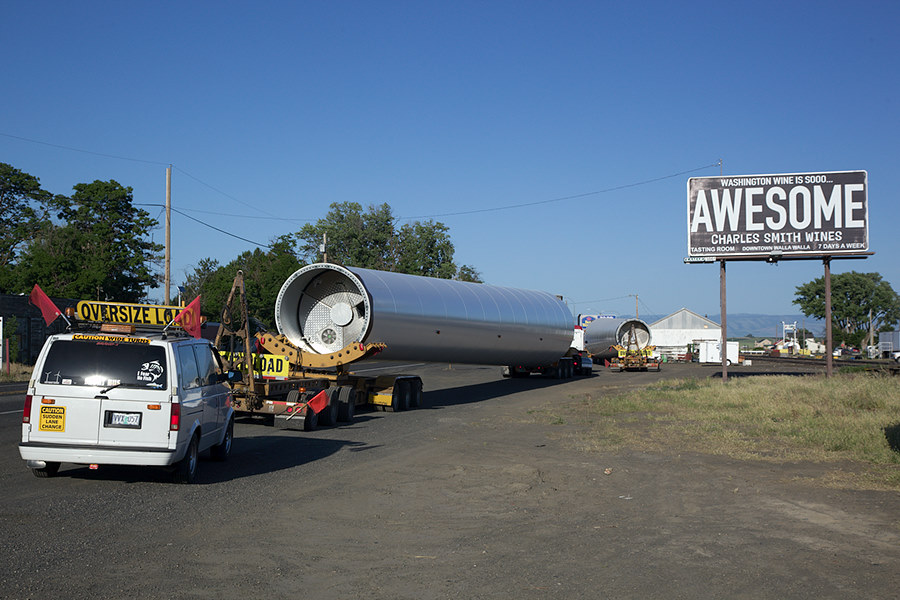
[687,170,867,258]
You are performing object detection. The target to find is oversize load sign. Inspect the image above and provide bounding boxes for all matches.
[687,170,867,258]
[77,300,182,327]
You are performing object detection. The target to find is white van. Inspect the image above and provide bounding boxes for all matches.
[20,326,240,483]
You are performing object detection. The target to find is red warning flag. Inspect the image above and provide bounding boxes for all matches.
[174,295,202,338]
[29,284,62,326]
[306,390,329,415]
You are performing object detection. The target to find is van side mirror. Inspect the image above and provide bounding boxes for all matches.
[225,370,243,384]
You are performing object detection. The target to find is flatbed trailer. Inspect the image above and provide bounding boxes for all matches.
[607,345,661,372]
[214,271,423,430]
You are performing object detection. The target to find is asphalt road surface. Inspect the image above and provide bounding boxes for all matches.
[1,361,899,599]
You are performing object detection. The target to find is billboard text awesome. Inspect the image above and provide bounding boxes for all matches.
[687,171,867,258]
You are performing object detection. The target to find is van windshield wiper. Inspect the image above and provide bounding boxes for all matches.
[100,382,123,394]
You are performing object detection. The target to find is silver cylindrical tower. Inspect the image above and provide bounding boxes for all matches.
[583,317,652,357]
[275,264,574,366]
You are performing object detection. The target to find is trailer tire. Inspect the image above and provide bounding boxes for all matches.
[303,401,319,431]
[391,379,410,412]
[337,386,356,422]
[319,388,340,426]
[408,378,423,408]
[400,379,412,411]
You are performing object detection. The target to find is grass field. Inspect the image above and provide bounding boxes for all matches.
[538,373,900,490]
[0,363,33,383]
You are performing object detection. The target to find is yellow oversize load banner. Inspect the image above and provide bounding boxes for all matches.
[220,351,290,380]
[77,300,183,327]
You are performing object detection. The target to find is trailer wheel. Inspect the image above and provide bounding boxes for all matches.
[318,388,340,426]
[391,379,410,412]
[337,386,356,422]
[408,378,423,408]
[303,398,319,431]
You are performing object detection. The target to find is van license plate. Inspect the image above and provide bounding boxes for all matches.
[106,411,141,428]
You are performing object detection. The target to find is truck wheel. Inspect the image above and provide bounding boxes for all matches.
[337,386,356,422]
[173,434,199,484]
[32,462,61,478]
[391,380,407,412]
[210,417,234,461]
[319,388,339,426]
[302,391,319,431]
[408,378,423,408]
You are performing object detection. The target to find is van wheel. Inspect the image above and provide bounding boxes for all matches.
[32,462,61,478]
[210,417,234,461]
[173,434,199,484]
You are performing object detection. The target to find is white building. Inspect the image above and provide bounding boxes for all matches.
[649,308,721,361]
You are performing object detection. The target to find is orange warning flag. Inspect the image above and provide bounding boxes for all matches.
[306,390,329,415]
[174,295,202,338]
[29,284,62,326]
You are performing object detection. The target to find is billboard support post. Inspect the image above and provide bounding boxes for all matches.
[824,257,833,377]
[720,260,727,382]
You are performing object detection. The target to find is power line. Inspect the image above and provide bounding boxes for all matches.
[138,203,273,248]
[172,166,291,221]
[397,162,720,220]
[136,202,310,223]
[0,131,170,166]
[0,131,301,220]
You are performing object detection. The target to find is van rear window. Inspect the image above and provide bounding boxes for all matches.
[40,340,168,389]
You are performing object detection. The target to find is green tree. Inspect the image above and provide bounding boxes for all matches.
[396,220,457,279]
[185,236,303,330]
[793,271,900,347]
[2,315,20,363]
[296,202,396,269]
[15,180,163,301]
[296,201,482,281]
[0,163,52,289]
[454,264,483,283]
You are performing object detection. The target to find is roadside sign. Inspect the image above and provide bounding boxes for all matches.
[687,170,867,258]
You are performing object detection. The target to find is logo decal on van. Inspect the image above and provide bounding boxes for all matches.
[137,360,164,383]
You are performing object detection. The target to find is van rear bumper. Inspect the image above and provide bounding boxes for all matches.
[19,442,179,467]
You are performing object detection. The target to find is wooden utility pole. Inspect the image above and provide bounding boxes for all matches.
[164,165,172,304]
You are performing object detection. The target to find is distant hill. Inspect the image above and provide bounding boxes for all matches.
[628,313,824,339]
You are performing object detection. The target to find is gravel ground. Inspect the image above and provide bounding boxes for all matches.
[1,360,898,599]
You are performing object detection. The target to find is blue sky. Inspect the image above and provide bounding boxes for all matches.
[3,1,898,318]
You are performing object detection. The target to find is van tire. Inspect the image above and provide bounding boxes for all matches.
[210,417,234,461]
[173,434,199,484]
[32,462,61,478]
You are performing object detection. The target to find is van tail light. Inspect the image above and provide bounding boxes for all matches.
[23,395,33,424]
[169,403,181,431]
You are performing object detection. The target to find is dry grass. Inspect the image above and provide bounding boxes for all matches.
[530,373,900,490]
[0,363,34,383]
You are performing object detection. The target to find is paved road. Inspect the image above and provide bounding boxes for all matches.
[1,362,898,599]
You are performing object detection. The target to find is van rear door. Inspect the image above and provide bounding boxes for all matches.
[28,337,170,449]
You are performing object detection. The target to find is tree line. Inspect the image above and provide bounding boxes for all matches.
[0,162,481,330]
[2,161,898,345]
